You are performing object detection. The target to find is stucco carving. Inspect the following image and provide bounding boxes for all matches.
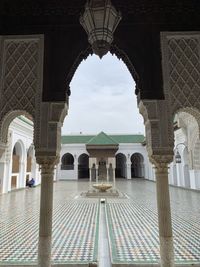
[34,102,68,162]
[0,35,68,162]
[161,32,200,116]
[139,99,174,163]
[0,35,44,144]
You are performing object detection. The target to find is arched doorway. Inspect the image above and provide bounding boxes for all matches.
[11,142,23,190]
[78,154,89,179]
[61,153,74,170]
[131,153,144,178]
[115,153,126,178]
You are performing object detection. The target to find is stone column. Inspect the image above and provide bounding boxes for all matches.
[154,161,174,267]
[112,168,116,189]
[96,165,98,183]
[126,162,131,179]
[89,168,92,182]
[38,157,57,267]
[0,143,8,194]
[106,166,109,182]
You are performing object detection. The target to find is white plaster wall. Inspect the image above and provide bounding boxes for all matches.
[57,144,88,180]
[1,117,40,193]
[57,142,153,181]
[168,112,200,190]
[117,143,152,179]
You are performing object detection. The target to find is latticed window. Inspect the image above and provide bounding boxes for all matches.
[61,153,74,170]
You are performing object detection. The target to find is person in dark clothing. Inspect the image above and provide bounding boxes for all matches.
[27,178,35,187]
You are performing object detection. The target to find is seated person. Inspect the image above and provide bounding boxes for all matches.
[27,178,35,187]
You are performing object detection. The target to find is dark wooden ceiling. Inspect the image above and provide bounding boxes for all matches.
[0,0,200,102]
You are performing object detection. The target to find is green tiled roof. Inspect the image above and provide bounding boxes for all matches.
[18,116,33,126]
[61,132,145,144]
[87,132,118,145]
[61,135,94,144]
[110,134,145,143]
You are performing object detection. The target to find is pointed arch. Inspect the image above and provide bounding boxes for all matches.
[66,44,140,95]
[131,153,145,178]
[0,110,34,144]
[115,153,127,178]
[78,153,89,179]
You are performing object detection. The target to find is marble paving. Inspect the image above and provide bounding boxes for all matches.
[0,183,99,265]
[0,180,200,265]
[106,180,200,265]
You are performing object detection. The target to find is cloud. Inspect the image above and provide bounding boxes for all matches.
[62,53,145,134]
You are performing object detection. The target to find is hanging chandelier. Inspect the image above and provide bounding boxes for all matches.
[80,0,122,58]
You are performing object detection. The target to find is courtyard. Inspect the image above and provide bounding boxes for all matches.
[0,179,200,266]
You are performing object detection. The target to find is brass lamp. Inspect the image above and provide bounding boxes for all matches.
[80,0,122,58]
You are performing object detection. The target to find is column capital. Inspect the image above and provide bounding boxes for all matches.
[151,154,173,175]
[36,156,58,174]
[151,154,173,166]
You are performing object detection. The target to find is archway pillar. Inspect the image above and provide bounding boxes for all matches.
[126,157,131,179]
[139,99,175,267]
[108,157,116,187]
[106,164,109,182]
[89,157,96,182]
[0,143,8,194]
[74,156,78,180]
[151,155,174,267]
[89,168,92,182]
[36,156,58,267]
[96,165,99,183]
[35,101,68,267]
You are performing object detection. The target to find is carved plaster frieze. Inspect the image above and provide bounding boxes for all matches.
[161,32,200,117]
[0,35,44,144]
[139,99,174,163]
[34,102,68,162]
[36,156,59,171]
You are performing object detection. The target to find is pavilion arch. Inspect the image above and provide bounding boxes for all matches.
[0,110,34,144]
[78,153,89,179]
[61,153,74,170]
[66,44,140,94]
[131,153,145,178]
[115,153,127,178]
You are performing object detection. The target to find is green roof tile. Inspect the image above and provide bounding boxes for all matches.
[61,135,94,144]
[61,133,145,144]
[110,134,145,143]
[87,132,118,145]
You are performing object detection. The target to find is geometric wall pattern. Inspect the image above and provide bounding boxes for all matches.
[0,35,43,122]
[163,34,200,115]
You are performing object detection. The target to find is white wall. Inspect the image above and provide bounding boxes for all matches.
[168,112,200,190]
[1,117,40,194]
[57,142,153,181]
[57,144,88,180]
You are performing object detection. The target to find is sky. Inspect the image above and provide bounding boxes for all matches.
[62,53,145,135]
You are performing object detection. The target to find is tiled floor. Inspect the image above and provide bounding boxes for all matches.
[106,198,200,264]
[0,182,99,265]
[0,179,200,265]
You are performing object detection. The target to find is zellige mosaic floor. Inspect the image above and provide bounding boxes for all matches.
[0,183,99,265]
[0,180,200,266]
